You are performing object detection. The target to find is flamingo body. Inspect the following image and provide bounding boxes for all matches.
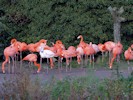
[40,49,56,58]
[23,54,41,73]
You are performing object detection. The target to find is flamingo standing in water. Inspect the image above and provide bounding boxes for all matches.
[109,42,123,69]
[23,54,41,73]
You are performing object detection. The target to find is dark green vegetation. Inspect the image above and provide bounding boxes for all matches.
[0,0,133,53]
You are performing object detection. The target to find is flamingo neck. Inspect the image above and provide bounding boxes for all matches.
[80,36,83,43]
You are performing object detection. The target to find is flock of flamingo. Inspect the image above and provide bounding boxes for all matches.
[1,35,133,74]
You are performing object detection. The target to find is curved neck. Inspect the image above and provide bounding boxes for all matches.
[80,36,83,43]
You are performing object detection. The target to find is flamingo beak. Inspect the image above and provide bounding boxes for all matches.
[77,36,80,39]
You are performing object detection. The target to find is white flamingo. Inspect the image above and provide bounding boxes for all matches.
[39,47,56,73]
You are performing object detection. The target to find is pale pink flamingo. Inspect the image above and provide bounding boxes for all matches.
[61,46,77,72]
[104,41,115,64]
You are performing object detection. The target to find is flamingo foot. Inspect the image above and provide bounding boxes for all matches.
[37,70,40,73]
[78,62,80,64]
[2,70,5,74]
[50,64,54,69]
[109,66,112,69]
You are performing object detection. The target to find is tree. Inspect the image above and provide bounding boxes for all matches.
[108,6,125,43]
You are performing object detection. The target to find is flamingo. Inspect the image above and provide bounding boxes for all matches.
[51,40,66,70]
[131,44,133,48]
[77,35,88,66]
[98,43,106,62]
[109,42,123,69]
[61,46,77,72]
[84,42,95,66]
[124,47,133,71]
[16,42,28,68]
[22,54,41,73]
[2,44,19,73]
[66,46,77,71]
[27,43,36,53]
[76,46,84,65]
[104,41,115,64]
[39,47,56,73]
[124,47,133,64]
[77,35,87,48]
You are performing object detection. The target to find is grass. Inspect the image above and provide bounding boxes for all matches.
[0,67,132,100]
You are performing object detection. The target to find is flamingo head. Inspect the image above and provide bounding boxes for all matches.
[51,42,55,46]
[131,44,133,48]
[89,42,92,46]
[39,39,47,44]
[10,38,17,44]
[77,35,82,39]
[56,40,62,44]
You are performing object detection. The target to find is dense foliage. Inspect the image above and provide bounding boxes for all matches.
[0,0,133,52]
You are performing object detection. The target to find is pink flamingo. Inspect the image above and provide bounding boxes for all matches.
[2,42,19,73]
[109,42,123,69]
[104,41,115,64]
[23,54,41,73]
[98,43,106,62]
[84,42,95,66]
[124,47,133,71]
[61,46,77,72]
[77,35,87,66]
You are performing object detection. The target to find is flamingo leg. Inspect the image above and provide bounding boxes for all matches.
[61,57,63,70]
[40,57,42,70]
[127,61,131,73]
[58,57,62,70]
[11,56,15,74]
[58,57,60,70]
[85,55,88,66]
[109,54,117,69]
[81,55,83,68]
[20,51,22,69]
[70,57,72,71]
[50,58,54,69]
[66,58,69,72]
[92,54,94,68]
[89,55,92,66]
[102,52,104,62]
[47,58,49,74]
[8,57,11,74]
